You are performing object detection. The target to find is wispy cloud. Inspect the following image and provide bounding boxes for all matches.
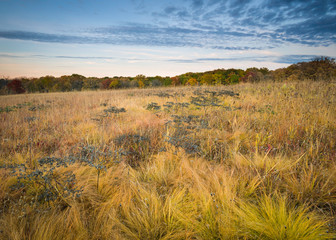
[1,52,329,66]
[0,31,89,44]
[0,53,114,60]
[152,0,336,47]
[0,0,335,50]
[0,26,264,49]
[274,55,323,64]
[191,0,203,9]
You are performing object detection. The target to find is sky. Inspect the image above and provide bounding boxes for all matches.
[0,0,335,78]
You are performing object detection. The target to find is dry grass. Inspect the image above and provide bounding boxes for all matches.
[0,81,335,239]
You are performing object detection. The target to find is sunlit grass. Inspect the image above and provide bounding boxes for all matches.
[0,81,335,239]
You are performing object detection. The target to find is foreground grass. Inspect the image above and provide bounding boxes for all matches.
[0,81,335,239]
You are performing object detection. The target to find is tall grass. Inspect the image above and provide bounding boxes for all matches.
[0,81,335,239]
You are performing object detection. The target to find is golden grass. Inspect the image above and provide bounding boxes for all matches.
[0,81,335,239]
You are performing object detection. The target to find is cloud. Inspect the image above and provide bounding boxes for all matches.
[0,53,114,60]
[167,56,272,64]
[191,0,203,9]
[0,25,265,49]
[0,31,90,44]
[274,55,324,64]
[2,52,334,67]
[211,46,264,50]
[164,6,178,14]
[1,0,335,49]
[152,0,336,47]
[278,15,336,45]
[0,53,24,58]
[167,54,336,65]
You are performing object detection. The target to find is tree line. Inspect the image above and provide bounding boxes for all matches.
[1,57,335,95]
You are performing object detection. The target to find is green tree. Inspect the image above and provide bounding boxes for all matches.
[54,76,72,92]
[82,78,100,90]
[109,78,121,89]
[163,77,172,86]
[227,72,240,84]
[178,75,189,85]
[69,74,85,91]
[200,73,214,85]
[38,75,55,92]
[213,73,224,85]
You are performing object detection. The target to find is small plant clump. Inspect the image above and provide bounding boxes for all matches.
[113,133,152,167]
[103,106,126,115]
[146,102,161,111]
[10,156,82,206]
[92,105,127,122]
[154,92,173,98]
[0,102,33,113]
[75,144,125,190]
[0,106,15,113]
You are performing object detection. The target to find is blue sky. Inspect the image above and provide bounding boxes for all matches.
[0,0,335,78]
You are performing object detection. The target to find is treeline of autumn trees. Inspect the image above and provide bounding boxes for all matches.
[1,57,335,95]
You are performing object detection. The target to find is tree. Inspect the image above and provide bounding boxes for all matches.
[171,76,180,86]
[0,78,8,95]
[150,79,162,87]
[119,77,131,88]
[69,74,85,91]
[0,79,7,94]
[100,78,112,89]
[82,78,100,90]
[200,73,214,85]
[259,67,270,75]
[7,79,25,94]
[38,75,56,92]
[213,73,224,85]
[163,77,172,86]
[186,77,198,86]
[178,75,189,85]
[135,74,146,88]
[272,68,286,81]
[281,56,336,81]
[54,76,72,92]
[109,78,121,89]
[240,69,264,83]
[227,72,240,84]
[23,78,38,92]
[138,80,145,88]
[129,80,139,88]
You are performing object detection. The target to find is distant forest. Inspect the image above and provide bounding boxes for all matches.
[1,57,335,95]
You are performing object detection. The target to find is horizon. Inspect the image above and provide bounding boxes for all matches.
[1,0,336,78]
[0,57,331,80]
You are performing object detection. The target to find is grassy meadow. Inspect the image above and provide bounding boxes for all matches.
[0,81,335,239]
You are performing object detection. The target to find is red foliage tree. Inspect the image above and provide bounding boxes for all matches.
[240,71,257,82]
[100,78,112,89]
[7,80,25,94]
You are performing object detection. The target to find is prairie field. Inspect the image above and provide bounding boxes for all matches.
[0,81,335,239]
